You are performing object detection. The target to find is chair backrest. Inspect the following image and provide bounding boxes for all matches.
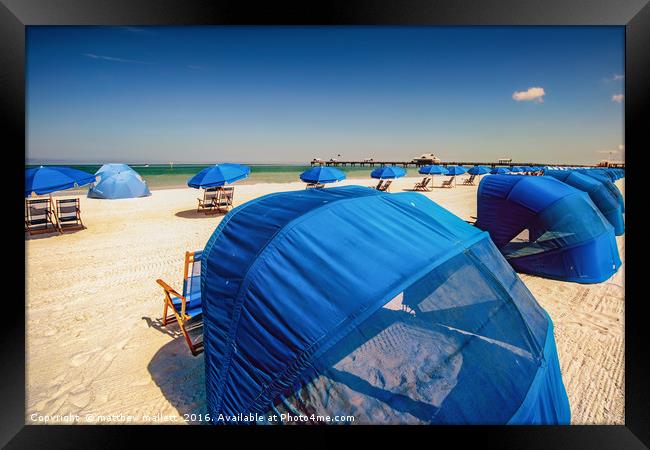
[182,250,203,307]
[375,180,384,190]
[469,174,476,181]
[26,198,52,223]
[443,177,453,185]
[380,180,392,191]
[205,187,219,201]
[56,198,80,220]
[423,177,431,187]
[220,187,234,205]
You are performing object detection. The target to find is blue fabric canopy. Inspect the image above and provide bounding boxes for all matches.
[95,163,135,178]
[575,169,625,213]
[371,166,406,179]
[188,163,250,188]
[445,165,467,176]
[88,170,151,199]
[544,170,624,235]
[202,186,570,424]
[475,175,621,283]
[25,166,96,197]
[300,166,346,184]
[510,166,525,173]
[418,165,448,175]
[467,165,490,175]
[490,167,511,175]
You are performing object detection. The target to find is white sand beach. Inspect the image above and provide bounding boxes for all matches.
[25,174,624,425]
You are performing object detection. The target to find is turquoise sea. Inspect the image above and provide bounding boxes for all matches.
[26,164,412,190]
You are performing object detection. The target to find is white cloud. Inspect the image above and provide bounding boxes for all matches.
[512,87,545,103]
[83,53,150,64]
[611,94,624,103]
[603,74,625,82]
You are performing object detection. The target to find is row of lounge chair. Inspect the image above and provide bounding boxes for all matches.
[25,197,84,236]
[197,186,235,214]
[413,176,458,191]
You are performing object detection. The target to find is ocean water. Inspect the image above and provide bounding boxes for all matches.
[26,164,412,190]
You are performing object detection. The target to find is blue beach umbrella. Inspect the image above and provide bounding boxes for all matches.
[371,166,406,179]
[444,165,467,176]
[490,167,511,175]
[300,166,346,184]
[418,165,448,175]
[522,166,535,172]
[187,163,251,189]
[25,166,96,197]
[88,170,151,199]
[510,166,525,173]
[467,165,490,175]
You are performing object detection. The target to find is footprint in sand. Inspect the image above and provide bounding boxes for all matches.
[70,352,92,367]
[69,390,91,408]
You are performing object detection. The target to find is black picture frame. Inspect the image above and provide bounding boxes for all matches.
[2,0,647,447]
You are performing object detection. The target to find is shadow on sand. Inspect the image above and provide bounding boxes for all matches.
[25,227,86,240]
[144,316,208,420]
[174,209,225,219]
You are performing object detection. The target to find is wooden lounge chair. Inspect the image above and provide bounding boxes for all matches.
[55,198,84,233]
[197,187,219,213]
[306,183,325,189]
[377,179,393,192]
[441,177,455,188]
[369,180,384,190]
[156,250,204,355]
[413,177,431,191]
[215,187,235,213]
[463,174,477,185]
[25,197,58,235]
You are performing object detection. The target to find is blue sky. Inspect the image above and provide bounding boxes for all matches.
[26,26,624,164]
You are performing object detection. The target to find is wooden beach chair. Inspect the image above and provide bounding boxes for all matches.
[369,180,384,190]
[156,250,204,355]
[441,177,454,188]
[463,174,477,185]
[215,187,235,213]
[55,198,84,233]
[306,183,325,189]
[197,187,219,213]
[25,197,58,236]
[413,177,431,191]
[378,180,393,192]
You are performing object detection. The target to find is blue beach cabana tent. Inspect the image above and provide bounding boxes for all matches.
[370,166,406,179]
[299,166,346,184]
[475,175,621,283]
[95,163,135,178]
[88,163,150,199]
[88,170,151,199]
[202,186,570,424]
[544,170,624,235]
[490,167,511,175]
[575,169,625,213]
[510,166,525,173]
